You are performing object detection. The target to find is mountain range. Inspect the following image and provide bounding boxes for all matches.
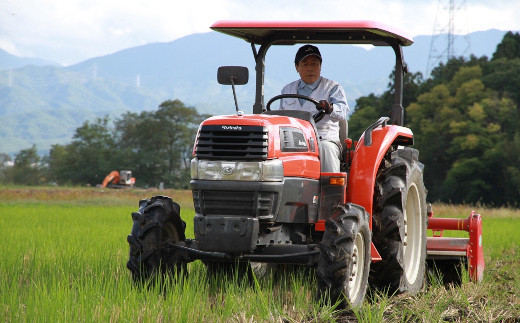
[0,29,511,154]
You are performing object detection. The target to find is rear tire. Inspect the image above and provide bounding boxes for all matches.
[370,147,427,294]
[317,203,371,309]
[127,195,187,281]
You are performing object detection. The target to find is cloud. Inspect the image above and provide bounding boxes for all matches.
[1,0,519,65]
[0,38,21,56]
[465,2,520,34]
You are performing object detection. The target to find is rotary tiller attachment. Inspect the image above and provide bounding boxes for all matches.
[426,206,484,284]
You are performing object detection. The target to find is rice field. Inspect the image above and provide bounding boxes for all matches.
[1,186,519,321]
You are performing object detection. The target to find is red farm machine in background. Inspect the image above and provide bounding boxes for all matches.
[101,170,135,189]
[125,20,484,309]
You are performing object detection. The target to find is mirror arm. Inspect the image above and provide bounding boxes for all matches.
[230,76,240,114]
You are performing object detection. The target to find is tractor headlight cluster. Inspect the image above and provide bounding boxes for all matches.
[191,158,283,182]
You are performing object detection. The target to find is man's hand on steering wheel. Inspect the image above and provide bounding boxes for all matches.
[265,94,328,122]
[317,100,333,114]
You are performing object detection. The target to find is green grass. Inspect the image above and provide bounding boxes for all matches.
[480,218,520,257]
[1,187,519,321]
[0,199,332,321]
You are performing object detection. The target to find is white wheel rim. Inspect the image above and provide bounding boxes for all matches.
[403,182,422,284]
[348,231,365,301]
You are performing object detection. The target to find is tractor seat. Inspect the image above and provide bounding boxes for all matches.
[339,119,348,153]
[339,119,349,172]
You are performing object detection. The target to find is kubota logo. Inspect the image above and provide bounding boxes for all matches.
[222,125,242,131]
[221,165,235,175]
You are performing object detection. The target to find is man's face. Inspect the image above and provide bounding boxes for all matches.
[296,55,321,84]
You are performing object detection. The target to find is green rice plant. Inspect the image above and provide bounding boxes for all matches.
[349,289,391,322]
[0,201,329,321]
[1,188,520,321]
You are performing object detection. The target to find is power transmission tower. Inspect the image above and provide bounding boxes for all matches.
[136,74,141,88]
[426,0,472,76]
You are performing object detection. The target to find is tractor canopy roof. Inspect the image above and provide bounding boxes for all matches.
[211,20,413,47]
[211,20,411,123]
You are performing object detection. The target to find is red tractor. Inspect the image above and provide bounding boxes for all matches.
[126,21,484,308]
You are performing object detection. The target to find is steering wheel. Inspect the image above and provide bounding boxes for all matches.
[265,94,326,123]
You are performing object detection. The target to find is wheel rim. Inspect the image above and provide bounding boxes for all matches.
[348,231,365,301]
[403,182,422,284]
[163,222,180,243]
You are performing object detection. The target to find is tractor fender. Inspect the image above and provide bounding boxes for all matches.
[346,124,413,228]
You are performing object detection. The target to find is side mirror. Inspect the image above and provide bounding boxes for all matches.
[217,66,248,85]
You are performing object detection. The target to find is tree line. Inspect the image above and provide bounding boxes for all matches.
[2,32,519,205]
[0,100,207,189]
[349,31,520,206]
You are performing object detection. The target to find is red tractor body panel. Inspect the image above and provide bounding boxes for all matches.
[346,125,413,226]
[197,115,416,225]
[198,114,321,179]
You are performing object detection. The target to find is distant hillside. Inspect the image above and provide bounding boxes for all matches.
[0,29,511,154]
[0,48,58,70]
[0,65,165,153]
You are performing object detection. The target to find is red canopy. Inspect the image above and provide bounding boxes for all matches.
[211,20,413,46]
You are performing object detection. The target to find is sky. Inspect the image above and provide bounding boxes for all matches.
[2,0,520,66]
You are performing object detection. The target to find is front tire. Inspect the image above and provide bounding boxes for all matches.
[317,203,371,309]
[370,147,427,294]
[127,195,187,281]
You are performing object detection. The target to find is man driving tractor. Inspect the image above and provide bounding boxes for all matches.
[127,21,484,310]
[280,44,348,172]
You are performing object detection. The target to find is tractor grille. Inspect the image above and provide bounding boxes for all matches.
[193,190,276,218]
[195,125,268,160]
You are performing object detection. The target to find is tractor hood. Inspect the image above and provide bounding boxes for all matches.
[194,113,320,179]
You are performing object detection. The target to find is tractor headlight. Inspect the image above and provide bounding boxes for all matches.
[190,158,198,179]
[260,159,284,181]
[190,158,283,182]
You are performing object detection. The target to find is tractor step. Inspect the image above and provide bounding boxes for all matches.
[168,240,320,265]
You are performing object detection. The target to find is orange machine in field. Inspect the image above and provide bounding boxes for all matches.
[101,170,135,188]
